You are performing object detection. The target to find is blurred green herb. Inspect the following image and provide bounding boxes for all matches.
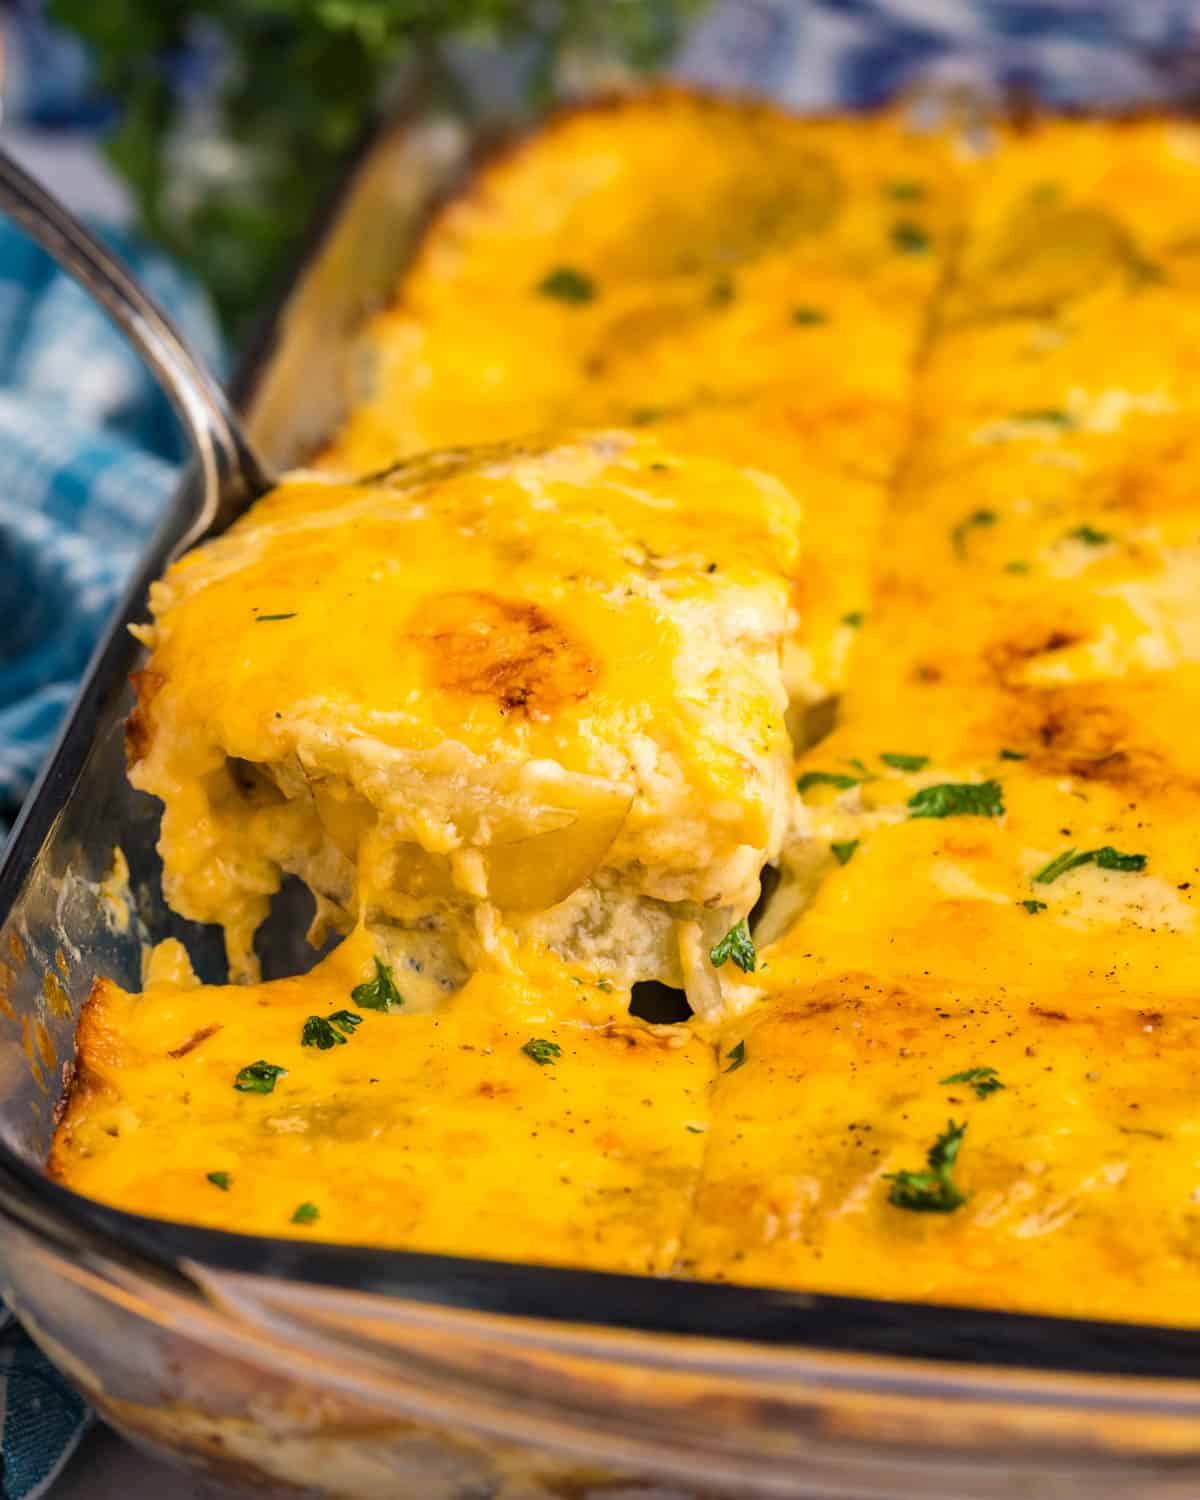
[52,0,705,336]
[522,1038,562,1066]
[537,265,596,303]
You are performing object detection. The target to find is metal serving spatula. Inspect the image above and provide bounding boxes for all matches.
[0,143,273,552]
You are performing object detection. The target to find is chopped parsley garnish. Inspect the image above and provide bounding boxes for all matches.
[1020,899,1048,914]
[537,266,595,303]
[291,1202,320,1225]
[1005,560,1030,574]
[885,1120,968,1213]
[709,920,757,973]
[301,1010,363,1050]
[881,753,929,773]
[1011,408,1073,426]
[685,1123,705,1133]
[1033,849,1091,885]
[831,839,860,866]
[351,957,404,1012]
[940,1066,1005,1099]
[709,274,736,306]
[886,179,925,201]
[1033,846,1147,885]
[206,1171,232,1190]
[724,1040,747,1073]
[907,780,1004,820]
[791,305,827,325]
[796,770,861,794]
[630,405,665,425]
[233,1060,287,1094]
[892,220,930,254]
[999,748,1026,761]
[841,610,864,627]
[1067,524,1111,546]
[1094,846,1148,871]
[255,612,297,622]
[951,507,997,558]
[522,1038,562,1066]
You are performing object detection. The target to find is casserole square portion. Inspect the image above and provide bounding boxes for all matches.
[686,972,1200,1328]
[49,930,713,1267]
[127,432,800,1016]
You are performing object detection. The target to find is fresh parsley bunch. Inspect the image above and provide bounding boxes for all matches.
[51,0,702,336]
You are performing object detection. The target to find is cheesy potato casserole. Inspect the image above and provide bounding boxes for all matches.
[49,92,1200,1325]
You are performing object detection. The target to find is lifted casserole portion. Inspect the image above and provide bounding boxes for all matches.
[127,432,800,1016]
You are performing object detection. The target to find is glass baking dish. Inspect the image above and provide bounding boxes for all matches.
[6,8,1200,1494]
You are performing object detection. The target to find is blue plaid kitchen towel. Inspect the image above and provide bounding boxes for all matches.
[0,217,221,829]
[6,0,1200,1493]
[0,208,220,1498]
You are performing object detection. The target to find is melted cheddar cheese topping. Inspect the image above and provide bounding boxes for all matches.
[49,95,1200,1326]
[130,435,800,1008]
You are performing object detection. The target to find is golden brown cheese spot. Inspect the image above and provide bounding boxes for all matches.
[408,591,597,719]
[166,1024,222,1059]
[124,668,163,767]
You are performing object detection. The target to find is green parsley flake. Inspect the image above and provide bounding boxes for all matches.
[885,1120,968,1213]
[907,780,1004,820]
[537,266,595,303]
[522,1038,562,1066]
[841,610,864,628]
[999,748,1027,761]
[892,220,930,254]
[1021,899,1048,914]
[831,839,860,866]
[709,274,736,306]
[940,1065,1005,1099]
[233,1060,287,1094]
[685,1123,706,1134]
[1005,560,1030,575]
[791,305,827,325]
[796,770,861,794]
[724,1040,747,1074]
[206,1171,232,1191]
[1094,847,1148,871]
[255,612,297,622]
[1033,846,1147,885]
[351,957,404,1012]
[291,1202,320,1226]
[1011,408,1073,427]
[881,753,929,773]
[951,507,997,559]
[1067,524,1111,546]
[886,179,925,201]
[710,919,757,973]
[301,1010,363,1050]
[631,406,665,425]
